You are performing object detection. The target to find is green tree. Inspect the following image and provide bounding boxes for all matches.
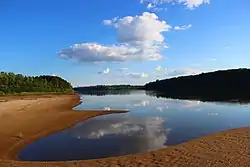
[0,72,73,94]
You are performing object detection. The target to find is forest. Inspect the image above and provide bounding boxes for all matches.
[0,72,73,95]
[144,68,250,101]
[2,68,250,100]
[74,85,144,92]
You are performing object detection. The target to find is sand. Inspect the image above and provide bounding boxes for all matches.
[0,94,250,167]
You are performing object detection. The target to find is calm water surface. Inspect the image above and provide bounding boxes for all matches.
[19,90,250,161]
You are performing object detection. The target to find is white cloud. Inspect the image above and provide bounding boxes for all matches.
[50,73,60,77]
[178,0,210,9]
[174,24,192,31]
[147,3,155,8]
[99,66,201,84]
[145,1,168,12]
[98,68,110,74]
[103,20,112,25]
[59,12,171,62]
[107,71,149,80]
[141,72,149,78]
[207,58,216,61]
[103,17,119,25]
[156,65,162,71]
[59,43,161,62]
[106,12,171,43]
[166,68,201,77]
[155,7,167,12]
[118,67,129,71]
[151,67,201,79]
[140,0,210,9]
[126,72,149,78]
[113,67,149,79]
[140,0,173,4]
[103,68,110,74]
[146,3,167,12]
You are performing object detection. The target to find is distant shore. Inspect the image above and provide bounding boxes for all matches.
[1,94,250,167]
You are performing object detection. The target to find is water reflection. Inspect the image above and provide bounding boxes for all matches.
[19,90,250,161]
[19,113,170,161]
[146,90,250,104]
[75,90,134,96]
[72,115,169,152]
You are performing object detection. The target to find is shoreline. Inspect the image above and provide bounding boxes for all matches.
[1,94,250,166]
[0,94,127,162]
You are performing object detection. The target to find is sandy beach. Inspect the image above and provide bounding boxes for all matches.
[1,94,250,167]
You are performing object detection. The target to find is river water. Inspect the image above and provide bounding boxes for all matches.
[19,90,250,161]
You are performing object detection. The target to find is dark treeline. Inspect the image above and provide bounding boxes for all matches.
[74,85,144,92]
[145,68,250,101]
[0,72,73,95]
[77,90,134,96]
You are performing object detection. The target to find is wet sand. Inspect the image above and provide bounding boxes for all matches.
[1,94,250,167]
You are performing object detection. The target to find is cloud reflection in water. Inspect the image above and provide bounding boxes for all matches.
[70,115,170,152]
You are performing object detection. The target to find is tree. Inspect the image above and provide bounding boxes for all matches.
[0,72,73,94]
[144,68,250,101]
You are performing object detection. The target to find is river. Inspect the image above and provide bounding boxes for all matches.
[19,90,250,161]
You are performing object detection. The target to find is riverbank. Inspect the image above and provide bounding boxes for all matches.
[0,94,127,161]
[1,94,250,167]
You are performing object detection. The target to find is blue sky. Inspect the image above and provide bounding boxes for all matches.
[1,0,250,86]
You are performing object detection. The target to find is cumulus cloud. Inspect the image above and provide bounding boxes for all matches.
[140,0,210,9]
[174,24,192,31]
[59,12,171,62]
[59,43,161,62]
[105,12,171,43]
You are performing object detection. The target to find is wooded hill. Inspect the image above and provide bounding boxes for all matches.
[0,72,73,95]
[144,68,250,101]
